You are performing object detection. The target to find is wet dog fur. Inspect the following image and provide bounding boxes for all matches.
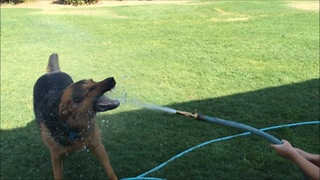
[33,53,119,180]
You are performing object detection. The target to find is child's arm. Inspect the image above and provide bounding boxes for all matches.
[295,148,320,167]
[271,140,320,180]
[288,150,320,180]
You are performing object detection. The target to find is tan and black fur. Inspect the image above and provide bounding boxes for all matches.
[33,53,119,180]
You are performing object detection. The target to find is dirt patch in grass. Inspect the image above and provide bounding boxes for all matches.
[289,1,319,11]
[211,17,250,22]
[210,7,251,22]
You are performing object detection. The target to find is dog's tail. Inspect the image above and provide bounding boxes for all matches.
[47,53,60,73]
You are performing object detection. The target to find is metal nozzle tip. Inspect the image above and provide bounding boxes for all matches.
[176,110,197,118]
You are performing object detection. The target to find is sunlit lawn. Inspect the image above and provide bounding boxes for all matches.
[1,1,319,179]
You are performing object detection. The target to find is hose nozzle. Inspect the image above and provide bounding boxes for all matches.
[176,110,198,118]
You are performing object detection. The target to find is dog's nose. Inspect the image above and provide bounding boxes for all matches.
[106,77,115,82]
[104,77,116,85]
[99,77,116,92]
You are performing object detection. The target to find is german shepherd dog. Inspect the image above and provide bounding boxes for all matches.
[33,54,119,180]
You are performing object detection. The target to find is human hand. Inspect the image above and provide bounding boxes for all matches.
[271,140,299,160]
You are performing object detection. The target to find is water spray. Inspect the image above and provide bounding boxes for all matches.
[127,101,283,144]
[111,80,280,144]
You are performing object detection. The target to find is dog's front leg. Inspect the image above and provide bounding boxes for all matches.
[50,151,64,180]
[88,125,117,180]
[89,142,118,180]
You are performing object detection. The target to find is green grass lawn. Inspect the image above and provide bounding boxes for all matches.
[1,1,319,179]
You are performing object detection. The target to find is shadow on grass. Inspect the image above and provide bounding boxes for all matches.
[1,78,319,179]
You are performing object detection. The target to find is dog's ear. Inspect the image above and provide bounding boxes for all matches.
[59,104,68,115]
[59,102,72,116]
[62,109,68,115]
[59,87,75,116]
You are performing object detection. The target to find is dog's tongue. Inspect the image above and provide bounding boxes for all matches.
[95,95,120,112]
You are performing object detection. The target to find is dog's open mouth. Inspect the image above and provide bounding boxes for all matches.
[95,95,120,112]
[94,77,120,112]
